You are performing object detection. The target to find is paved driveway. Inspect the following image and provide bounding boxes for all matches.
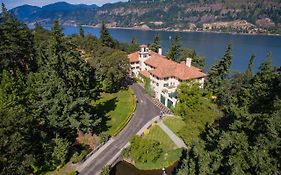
[79,83,161,175]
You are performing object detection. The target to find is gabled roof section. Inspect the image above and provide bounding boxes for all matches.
[140,44,148,48]
[146,51,207,81]
[128,51,139,62]
[139,70,150,78]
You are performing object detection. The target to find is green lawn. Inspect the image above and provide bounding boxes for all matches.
[163,116,186,134]
[144,125,177,150]
[135,148,182,170]
[92,88,135,136]
[133,125,181,170]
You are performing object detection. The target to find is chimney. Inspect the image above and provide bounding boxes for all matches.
[186,58,192,67]
[158,48,162,55]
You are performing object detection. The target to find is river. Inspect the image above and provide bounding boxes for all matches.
[55,26,281,72]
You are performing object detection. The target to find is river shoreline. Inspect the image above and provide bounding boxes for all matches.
[81,24,281,37]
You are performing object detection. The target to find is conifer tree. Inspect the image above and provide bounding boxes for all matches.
[206,44,232,94]
[149,33,161,52]
[79,24,85,38]
[246,54,255,77]
[0,71,35,174]
[167,33,182,62]
[33,23,50,68]
[100,22,115,48]
[180,48,205,69]
[0,3,36,75]
[34,21,100,137]
[127,37,139,53]
[249,52,278,113]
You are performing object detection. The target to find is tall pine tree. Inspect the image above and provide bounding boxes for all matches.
[206,44,232,95]
[0,71,35,175]
[34,21,100,138]
[167,33,182,62]
[79,24,85,38]
[100,22,115,48]
[0,3,36,76]
[149,33,161,52]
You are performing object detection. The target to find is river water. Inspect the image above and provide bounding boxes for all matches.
[58,26,281,72]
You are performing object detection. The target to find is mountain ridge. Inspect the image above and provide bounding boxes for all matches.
[9,0,281,35]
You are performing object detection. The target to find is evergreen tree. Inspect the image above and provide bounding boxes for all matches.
[180,48,205,69]
[206,44,232,95]
[246,54,255,77]
[149,33,161,52]
[100,22,114,48]
[249,52,278,113]
[51,136,70,167]
[167,33,182,62]
[33,23,51,68]
[127,37,139,53]
[176,50,281,175]
[0,71,35,175]
[34,21,100,137]
[0,3,36,75]
[79,24,85,38]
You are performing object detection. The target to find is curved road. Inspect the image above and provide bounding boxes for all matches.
[79,83,161,175]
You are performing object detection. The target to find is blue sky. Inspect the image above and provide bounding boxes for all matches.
[1,0,127,9]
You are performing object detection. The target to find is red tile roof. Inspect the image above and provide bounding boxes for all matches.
[128,49,207,81]
[146,51,207,81]
[128,52,139,62]
[140,44,148,48]
[139,70,150,78]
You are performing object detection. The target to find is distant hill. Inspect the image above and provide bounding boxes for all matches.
[42,2,98,11]
[10,2,98,25]
[9,0,281,34]
[9,5,41,21]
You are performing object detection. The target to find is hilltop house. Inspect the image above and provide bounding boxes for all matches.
[128,45,207,108]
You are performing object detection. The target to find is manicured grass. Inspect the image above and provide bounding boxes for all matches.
[143,125,177,150]
[92,88,135,136]
[133,125,181,170]
[135,148,182,170]
[163,116,186,134]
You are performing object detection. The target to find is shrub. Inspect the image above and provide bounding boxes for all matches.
[99,132,110,143]
[126,136,163,163]
[100,165,110,175]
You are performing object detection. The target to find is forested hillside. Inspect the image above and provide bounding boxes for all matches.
[175,45,281,174]
[10,0,281,34]
[0,4,136,174]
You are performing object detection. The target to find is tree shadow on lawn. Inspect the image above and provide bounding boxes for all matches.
[93,97,118,134]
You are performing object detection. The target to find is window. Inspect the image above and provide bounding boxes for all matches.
[164,83,169,87]
[156,83,159,86]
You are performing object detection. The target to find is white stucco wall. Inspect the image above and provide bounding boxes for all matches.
[129,47,205,108]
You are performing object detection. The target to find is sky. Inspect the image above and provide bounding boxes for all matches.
[0,0,127,10]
